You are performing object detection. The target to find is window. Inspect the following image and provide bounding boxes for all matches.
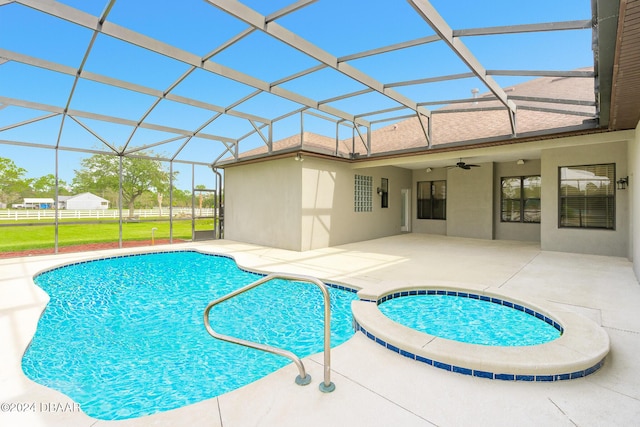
[417,181,446,219]
[380,178,388,208]
[354,174,373,212]
[559,164,615,229]
[501,176,541,223]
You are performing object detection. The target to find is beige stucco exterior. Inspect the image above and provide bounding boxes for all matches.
[446,162,494,240]
[222,126,640,265]
[300,158,412,250]
[224,158,302,251]
[225,156,411,251]
[540,138,629,257]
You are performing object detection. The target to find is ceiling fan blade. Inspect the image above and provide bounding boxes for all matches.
[448,160,481,169]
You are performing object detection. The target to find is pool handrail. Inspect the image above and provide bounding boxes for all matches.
[203,272,335,393]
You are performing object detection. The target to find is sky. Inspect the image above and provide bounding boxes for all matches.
[0,0,593,190]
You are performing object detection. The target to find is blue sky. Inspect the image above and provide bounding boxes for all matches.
[0,0,593,190]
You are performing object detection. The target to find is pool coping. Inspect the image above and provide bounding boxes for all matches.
[352,284,610,381]
[24,247,610,388]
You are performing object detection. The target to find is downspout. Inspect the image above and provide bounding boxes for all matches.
[212,167,223,239]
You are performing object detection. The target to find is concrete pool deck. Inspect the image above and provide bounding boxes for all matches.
[1,234,639,426]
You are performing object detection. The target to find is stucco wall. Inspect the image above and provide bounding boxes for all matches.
[301,159,412,250]
[224,158,302,251]
[224,157,411,251]
[493,159,542,242]
[541,140,629,257]
[446,162,494,239]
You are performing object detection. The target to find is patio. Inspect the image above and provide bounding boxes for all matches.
[1,234,638,426]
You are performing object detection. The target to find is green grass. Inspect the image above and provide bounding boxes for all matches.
[0,219,215,252]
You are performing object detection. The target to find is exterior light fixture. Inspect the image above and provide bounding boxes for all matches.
[425,167,432,173]
[516,159,525,165]
[377,187,384,196]
[617,176,629,190]
[294,153,304,162]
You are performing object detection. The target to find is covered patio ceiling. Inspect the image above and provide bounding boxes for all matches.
[0,0,634,169]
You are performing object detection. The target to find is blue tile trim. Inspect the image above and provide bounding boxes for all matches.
[495,373,515,381]
[353,319,605,382]
[473,370,493,379]
[453,366,472,376]
[400,349,415,359]
[585,362,602,376]
[433,361,452,371]
[416,355,433,365]
[387,343,400,353]
[570,371,585,379]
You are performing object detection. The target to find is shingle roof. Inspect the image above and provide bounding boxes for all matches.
[234,70,596,161]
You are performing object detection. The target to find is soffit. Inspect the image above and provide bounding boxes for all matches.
[609,0,640,130]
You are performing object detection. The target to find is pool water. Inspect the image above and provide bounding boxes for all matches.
[22,251,358,420]
[378,294,560,346]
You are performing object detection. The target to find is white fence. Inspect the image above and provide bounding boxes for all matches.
[0,208,216,221]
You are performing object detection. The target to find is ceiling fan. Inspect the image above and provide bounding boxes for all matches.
[448,159,480,170]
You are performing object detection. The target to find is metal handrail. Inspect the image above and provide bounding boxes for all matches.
[203,273,335,393]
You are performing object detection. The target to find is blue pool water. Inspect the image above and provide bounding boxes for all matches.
[22,251,358,420]
[378,293,560,346]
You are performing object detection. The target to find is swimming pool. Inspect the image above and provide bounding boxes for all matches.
[378,291,561,346]
[22,251,358,420]
[352,286,610,381]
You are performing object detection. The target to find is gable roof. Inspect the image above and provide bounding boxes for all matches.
[230,70,596,163]
[65,192,109,202]
[58,193,109,202]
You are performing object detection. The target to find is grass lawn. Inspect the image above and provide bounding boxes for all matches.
[0,219,215,252]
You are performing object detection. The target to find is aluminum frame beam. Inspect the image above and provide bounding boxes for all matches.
[203,0,431,119]
[0,95,236,144]
[452,20,592,37]
[2,0,597,164]
[407,0,517,134]
[0,48,272,125]
[337,20,590,64]
[15,0,369,128]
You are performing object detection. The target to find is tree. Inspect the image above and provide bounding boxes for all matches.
[72,153,171,218]
[0,157,31,205]
[171,188,192,207]
[31,174,70,196]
